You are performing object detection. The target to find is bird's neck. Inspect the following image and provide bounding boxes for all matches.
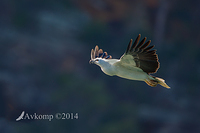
[99,59,119,76]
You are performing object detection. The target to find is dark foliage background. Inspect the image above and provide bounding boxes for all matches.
[0,0,200,133]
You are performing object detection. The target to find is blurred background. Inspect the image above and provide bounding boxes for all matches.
[0,0,200,133]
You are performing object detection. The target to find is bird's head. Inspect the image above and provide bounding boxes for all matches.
[89,58,106,66]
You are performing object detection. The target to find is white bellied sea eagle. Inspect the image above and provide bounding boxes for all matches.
[89,34,170,88]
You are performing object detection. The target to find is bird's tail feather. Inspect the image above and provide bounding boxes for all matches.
[145,76,170,89]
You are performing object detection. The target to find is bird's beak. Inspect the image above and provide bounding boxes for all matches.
[89,60,94,64]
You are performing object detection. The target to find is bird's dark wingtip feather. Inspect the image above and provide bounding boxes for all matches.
[126,39,133,54]
[130,34,141,51]
[91,49,94,59]
[91,45,113,59]
[123,34,160,74]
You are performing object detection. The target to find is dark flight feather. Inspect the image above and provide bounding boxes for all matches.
[135,37,146,51]
[130,34,141,52]
[126,39,133,54]
[91,46,112,60]
[94,45,99,58]
[125,34,160,74]
[91,49,95,59]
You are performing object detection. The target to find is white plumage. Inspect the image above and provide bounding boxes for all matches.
[89,34,170,88]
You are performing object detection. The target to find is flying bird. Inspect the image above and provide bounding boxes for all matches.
[89,34,170,88]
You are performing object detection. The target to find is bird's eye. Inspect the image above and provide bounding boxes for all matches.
[96,59,99,61]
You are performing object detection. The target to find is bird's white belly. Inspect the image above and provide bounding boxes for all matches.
[114,66,148,81]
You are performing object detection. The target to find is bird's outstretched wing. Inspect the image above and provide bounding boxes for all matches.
[116,34,160,74]
[91,45,112,60]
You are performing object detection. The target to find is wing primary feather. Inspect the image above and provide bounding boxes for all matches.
[91,49,95,59]
[104,52,108,57]
[126,39,133,54]
[130,34,141,52]
[94,45,99,58]
[140,40,151,51]
[144,45,155,52]
[98,49,103,57]
[101,52,105,58]
[135,37,147,51]
[106,55,111,59]
[146,50,157,54]
[102,52,108,58]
